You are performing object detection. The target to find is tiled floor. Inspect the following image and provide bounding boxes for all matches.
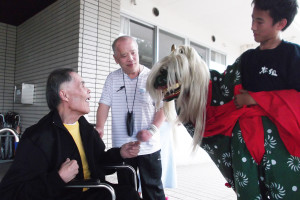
[0,160,236,200]
[164,162,236,200]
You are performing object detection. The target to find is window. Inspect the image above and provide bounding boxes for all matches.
[210,50,226,73]
[120,16,226,72]
[158,30,185,60]
[190,42,209,63]
[129,21,154,68]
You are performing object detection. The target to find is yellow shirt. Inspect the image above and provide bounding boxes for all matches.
[64,121,91,180]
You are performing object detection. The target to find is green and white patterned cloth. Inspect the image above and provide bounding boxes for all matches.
[184,58,300,200]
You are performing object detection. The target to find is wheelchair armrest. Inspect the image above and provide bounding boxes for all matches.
[66,178,101,186]
[66,179,116,200]
[102,163,137,191]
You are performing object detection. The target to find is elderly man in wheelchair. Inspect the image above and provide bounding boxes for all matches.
[0,68,141,200]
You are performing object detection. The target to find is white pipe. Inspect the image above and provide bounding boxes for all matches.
[0,128,20,142]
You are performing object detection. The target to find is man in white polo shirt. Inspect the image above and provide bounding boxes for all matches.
[96,35,166,200]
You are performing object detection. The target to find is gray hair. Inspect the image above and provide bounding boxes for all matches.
[112,35,138,55]
[46,68,75,110]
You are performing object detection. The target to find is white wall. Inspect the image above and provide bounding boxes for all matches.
[78,0,121,148]
[1,0,121,136]
[120,0,242,65]
[13,0,81,130]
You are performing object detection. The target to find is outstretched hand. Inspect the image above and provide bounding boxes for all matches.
[234,89,257,109]
[120,141,141,159]
[58,158,79,183]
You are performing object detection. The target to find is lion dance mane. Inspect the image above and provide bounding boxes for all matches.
[146,45,210,147]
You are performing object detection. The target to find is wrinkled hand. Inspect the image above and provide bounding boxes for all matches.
[120,141,140,159]
[58,158,79,183]
[136,129,152,142]
[234,89,257,109]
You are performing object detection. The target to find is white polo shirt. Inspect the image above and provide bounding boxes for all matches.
[100,66,161,155]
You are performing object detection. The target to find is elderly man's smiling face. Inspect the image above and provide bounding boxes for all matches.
[113,38,140,76]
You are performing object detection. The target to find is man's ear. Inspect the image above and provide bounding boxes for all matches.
[113,54,119,64]
[277,18,287,31]
[59,90,69,102]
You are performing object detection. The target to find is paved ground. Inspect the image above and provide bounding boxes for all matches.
[164,162,236,200]
[105,160,237,200]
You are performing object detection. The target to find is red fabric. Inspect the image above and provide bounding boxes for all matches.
[238,107,265,164]
[204,83,300,163]
[250,89,300,157]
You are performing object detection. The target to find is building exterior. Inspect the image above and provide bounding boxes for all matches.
[1,0,122,146]
[0,0,257,148]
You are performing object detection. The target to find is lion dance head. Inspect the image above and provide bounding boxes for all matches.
[147,45,210,147]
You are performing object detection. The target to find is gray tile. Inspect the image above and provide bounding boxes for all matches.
[164,162,236,200]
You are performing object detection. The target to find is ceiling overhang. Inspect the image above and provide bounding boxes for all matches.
[0,0,57,26]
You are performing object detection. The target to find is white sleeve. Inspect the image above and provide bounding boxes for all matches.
[99,73,113,106]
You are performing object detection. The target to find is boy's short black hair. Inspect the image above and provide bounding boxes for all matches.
[252,0,298,31]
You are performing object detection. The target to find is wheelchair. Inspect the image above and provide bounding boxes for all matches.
[0,123,138,200]
[66,163,138,200]
[0,112,21,160]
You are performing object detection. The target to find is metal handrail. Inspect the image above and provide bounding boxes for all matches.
[66,179,116,200]
[104,163,138,191]
[0,128,20,142]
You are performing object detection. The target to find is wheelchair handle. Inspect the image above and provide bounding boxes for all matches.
[0,128,20,142]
